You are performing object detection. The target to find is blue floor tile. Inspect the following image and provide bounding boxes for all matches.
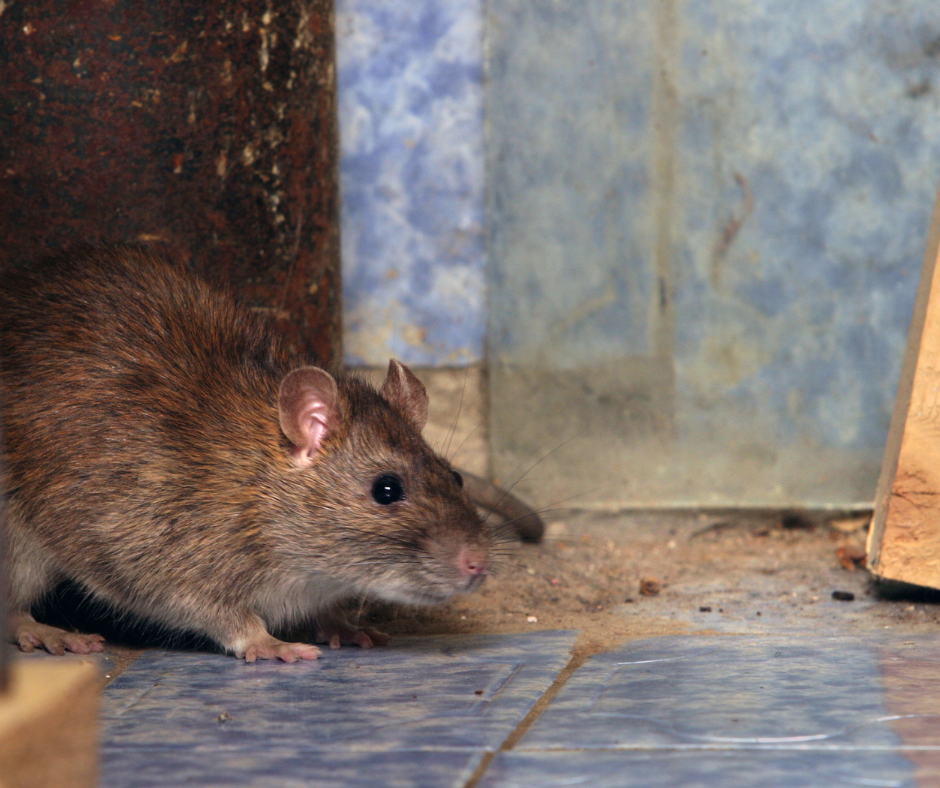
[101,747,484,788]
[100,631,576,788]
[98,630,940,786]
[517,635,937,751]
[479,750,918,788]
[476,634,940,788]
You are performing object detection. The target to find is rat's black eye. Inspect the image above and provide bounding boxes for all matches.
[372,474,405,505]
[451,469,463,488]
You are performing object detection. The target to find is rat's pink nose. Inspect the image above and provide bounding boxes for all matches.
[458,547,489,577]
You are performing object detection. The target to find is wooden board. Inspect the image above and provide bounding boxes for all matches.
[0,660,99,788]
[868,180,940,588]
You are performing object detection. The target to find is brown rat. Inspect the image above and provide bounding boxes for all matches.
[0,246,491,662]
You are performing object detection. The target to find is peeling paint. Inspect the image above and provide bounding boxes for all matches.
[344,300,476,367]
[168,39,188,63]
[294,4,313,52]
[259,28,270,72]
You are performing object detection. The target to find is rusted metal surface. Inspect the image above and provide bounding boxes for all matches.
[0,380,7,694]
[0,0,341,363]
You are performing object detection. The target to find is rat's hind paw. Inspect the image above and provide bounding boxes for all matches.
[10,614,105,656]
[226,613,321,663]
[314,618,390,650]
[240,636,322,663]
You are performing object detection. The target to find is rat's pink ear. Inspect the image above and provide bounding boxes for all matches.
[278,367,339,468]
[380,359,428,431]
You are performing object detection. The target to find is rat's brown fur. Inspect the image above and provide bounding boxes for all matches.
[0,246,490,661]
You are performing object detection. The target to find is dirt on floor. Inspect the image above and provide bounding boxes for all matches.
[357,369,940,663]
[33,506,940,672]
[367,508,940,662]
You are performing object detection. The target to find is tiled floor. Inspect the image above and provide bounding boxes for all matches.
[483,633,940,787]
[98,632,577,788]
[90,626,940,787]
[16,509,940,788]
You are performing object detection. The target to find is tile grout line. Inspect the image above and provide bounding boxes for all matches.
[463,650,590,788]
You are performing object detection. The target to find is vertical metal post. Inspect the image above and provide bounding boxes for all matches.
[0,0,343,364]
[0,373,9,693]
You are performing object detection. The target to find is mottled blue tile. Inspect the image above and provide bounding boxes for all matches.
[673,0,940,455]
[480,633,940,786]
[517,635,934,750]
[480,750,918,788]
[486,0,940,507]
[336,0,486,365]
[102,747,483,788]
[486,0,656,364]
[101,632,576,753]
[96,629,940,786]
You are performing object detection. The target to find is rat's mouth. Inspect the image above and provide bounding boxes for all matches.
[364,556,490,607]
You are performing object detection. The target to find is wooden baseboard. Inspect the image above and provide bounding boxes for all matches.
[0,660,99,788]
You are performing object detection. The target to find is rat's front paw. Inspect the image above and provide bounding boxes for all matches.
[314,617,390,650]
[237,635,321,663]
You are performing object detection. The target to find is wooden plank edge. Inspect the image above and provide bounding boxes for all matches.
[0,660,100,788]
[868,178,940,577]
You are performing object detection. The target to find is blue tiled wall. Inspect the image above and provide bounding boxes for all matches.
[336,0,485,366]
[673,1,940,453]
[338,0,940,504]
[485,0,940,505]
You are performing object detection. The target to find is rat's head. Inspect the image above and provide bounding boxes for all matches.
[275,360,491,605]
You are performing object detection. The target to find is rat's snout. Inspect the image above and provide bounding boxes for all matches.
[457,546,489,578]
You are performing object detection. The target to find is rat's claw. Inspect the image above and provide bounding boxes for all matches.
[65,633,106,654]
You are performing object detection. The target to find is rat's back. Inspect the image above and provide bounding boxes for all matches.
[0,247,288,634]
[1,246,289,489]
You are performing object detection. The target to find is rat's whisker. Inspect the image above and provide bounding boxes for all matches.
[480,438,578,530]
[448,423,482,466]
